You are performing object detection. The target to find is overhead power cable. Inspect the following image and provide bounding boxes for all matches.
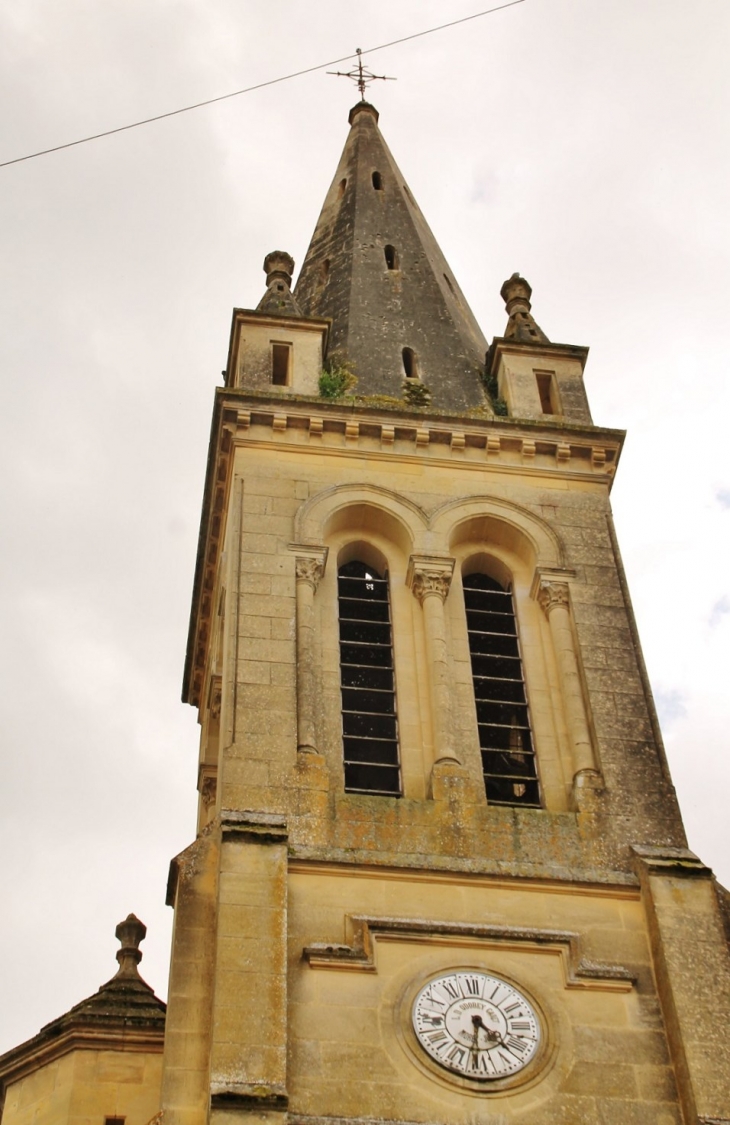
[0,0,525,170]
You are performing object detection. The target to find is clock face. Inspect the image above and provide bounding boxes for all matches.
[412,971,540,1080]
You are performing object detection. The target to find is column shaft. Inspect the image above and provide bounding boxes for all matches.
[539,583,595,778]
[293,550,327,755]
[408,556,457,766]
[421,591,457,764]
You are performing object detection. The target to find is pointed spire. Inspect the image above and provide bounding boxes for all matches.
[500,273,550,344]
[294,104,488,411]
[257,250,303,317]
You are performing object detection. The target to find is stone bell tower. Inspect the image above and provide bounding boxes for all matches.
[162,100,730,1125]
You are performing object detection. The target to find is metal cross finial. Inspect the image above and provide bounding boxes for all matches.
[328,48,396,101]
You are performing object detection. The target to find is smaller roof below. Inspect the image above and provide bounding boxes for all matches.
[0,914,165,1092]
[43,914,167,1032]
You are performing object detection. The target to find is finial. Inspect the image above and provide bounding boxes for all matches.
[263,251,295,290]
[500,272,533,315]
[113,913,146,979]
[328,48,396,104]
[500,273,550,345]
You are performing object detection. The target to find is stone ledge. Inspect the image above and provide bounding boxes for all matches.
[210,1085,288,1111]
[304,915,635,991]
[291,1117,439,1125]
[632,845,713,879]
[221,809,288,845]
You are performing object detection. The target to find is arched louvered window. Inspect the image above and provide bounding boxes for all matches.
[463,572,541,807]
[338,560,401,796]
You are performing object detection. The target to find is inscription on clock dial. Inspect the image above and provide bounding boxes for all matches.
[412,971,540,1080]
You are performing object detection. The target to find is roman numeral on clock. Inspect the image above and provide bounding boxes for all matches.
[440,979,460,1001]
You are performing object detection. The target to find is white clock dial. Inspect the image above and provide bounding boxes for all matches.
[412,971,540,1080]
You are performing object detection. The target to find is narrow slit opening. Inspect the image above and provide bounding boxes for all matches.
[402,347,418,379]
[271,343,291,386]
[536,372,557,414]
[384,244,399,271]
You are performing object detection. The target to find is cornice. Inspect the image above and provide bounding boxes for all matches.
[303,914,635,991]
[0,1024,164,1100]
[486,336,589,376]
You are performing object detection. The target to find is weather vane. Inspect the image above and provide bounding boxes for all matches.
[328,48,396,102]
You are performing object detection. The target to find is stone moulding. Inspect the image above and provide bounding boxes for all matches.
[631,844,712,878]
[303,915,635,991]
[210,1087,288,1111]
[291,1117,440,1125]
[0,1027,164,1105]
[220,808,288,845]
[233,404,620,480]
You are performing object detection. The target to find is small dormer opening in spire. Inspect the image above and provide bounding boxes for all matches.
[321,258,330,280]
[372,171,383,190]
[384,244,399,271]
[402,347,418,379]
[338,178,347,198]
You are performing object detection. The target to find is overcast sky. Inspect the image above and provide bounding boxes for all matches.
[1,0,728,1055]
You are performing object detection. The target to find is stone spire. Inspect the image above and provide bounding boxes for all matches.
[257,251,303,317]
[500,273,549,344]
[294,102,488,411]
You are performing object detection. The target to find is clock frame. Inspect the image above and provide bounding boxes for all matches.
[410,969,542,1084]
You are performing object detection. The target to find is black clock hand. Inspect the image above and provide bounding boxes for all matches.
[472,1013,502,1045]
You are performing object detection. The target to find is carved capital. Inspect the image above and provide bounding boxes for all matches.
[295,555,325,591]
[411,570,452,604]
[290,543,328,592]
[208,674,222,722]
[200,772,217,810]
[537,580,570,617]
[406,554,455,605]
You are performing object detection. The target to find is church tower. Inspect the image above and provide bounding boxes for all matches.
[166,99,730,1124]
[2,99,728,1125]
[163,100,730,1125]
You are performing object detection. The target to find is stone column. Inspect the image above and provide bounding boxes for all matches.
[537,580,597,781]
[407,555,458,765]
[293,547,328,755]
